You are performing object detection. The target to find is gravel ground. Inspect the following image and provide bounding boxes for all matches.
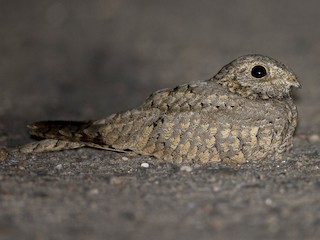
[1,1,320,240]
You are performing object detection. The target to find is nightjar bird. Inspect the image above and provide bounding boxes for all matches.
[20,54,301,164]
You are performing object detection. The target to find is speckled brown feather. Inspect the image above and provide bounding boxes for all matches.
[20,54,301,164]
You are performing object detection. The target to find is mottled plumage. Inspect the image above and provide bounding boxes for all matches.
[20,54,301,164]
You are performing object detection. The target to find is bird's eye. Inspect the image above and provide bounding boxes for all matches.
[251,65,267,78]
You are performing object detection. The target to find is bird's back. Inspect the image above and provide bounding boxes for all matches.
[83,80,296,163]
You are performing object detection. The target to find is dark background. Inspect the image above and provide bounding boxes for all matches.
[0,1,320,240]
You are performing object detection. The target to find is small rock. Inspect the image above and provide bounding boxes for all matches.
[141,162,149,168]
[265,198,273,206]
[88,188,99,195]
[308,134,320,143]
[296,161,303,168]
[122,156,129,160]
[180,165,192,172]
[211,182,222,192]
[55,164,62,170]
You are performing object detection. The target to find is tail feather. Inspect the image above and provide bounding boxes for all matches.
[28,121,94,142]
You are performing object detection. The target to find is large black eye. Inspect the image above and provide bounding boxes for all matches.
[251,65,267,78]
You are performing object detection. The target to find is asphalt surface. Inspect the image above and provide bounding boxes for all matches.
[1,1,320,240]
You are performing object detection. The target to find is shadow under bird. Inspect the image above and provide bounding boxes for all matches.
[20,54,301,164]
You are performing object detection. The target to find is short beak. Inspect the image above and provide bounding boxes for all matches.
[288,76,301,88]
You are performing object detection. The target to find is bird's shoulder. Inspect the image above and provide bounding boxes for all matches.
[141,80,242,112]
[140,79,292,125]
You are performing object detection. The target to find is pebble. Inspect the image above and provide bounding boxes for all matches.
[265,198,273,206]
[55,164,62,170]
[141,162,149,168]
[308,134,320,143]
[211,182,222,192]
[122,156,129,160]
[180,165,192,172]
[88,188,99,195]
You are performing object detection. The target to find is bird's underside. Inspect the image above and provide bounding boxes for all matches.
[19,54,300,164]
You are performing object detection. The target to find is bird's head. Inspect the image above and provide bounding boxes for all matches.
[214,54,301,99]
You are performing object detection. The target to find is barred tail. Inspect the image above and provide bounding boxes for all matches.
[28,120,94,142]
